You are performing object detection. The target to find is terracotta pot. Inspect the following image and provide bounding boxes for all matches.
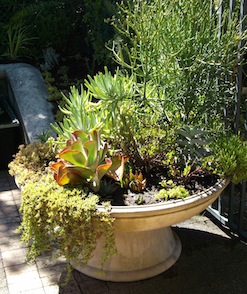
[72,178,229,282]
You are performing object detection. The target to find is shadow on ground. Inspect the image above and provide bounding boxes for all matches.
[59,227,247,294]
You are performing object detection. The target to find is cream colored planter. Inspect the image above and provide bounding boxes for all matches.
[73,179,228,282]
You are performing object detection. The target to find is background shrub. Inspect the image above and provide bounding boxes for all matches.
[0,0,119,71]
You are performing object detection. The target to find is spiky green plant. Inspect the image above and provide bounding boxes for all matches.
[51,86,104,141]
[5,20,35,58]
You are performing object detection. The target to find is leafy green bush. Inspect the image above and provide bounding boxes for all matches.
[204,134,247,184]
[8,138,57,186]
[83,0,119,67]
[0,0,118,67]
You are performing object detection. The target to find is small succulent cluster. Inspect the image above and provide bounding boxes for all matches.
[155,179,189,201]
[124,171,147,193]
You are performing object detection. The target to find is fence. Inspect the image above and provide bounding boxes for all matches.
[207,0,247,240]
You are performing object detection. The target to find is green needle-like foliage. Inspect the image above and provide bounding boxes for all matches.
[110,0,247,129]
[51,86,104,141]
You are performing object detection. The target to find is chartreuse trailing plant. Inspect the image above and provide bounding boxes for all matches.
[18,172,116,274]
[10,131,120,275]
[8,129,119,278]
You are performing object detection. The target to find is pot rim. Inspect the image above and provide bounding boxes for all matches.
[97,178,229,216]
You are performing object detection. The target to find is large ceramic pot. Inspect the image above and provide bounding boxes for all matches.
[73,178,228,282]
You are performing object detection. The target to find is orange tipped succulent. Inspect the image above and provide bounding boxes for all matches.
[51,130,126,192]
[128,171,147,193]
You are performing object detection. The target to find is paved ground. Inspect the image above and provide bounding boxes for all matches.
[1,169,247,294]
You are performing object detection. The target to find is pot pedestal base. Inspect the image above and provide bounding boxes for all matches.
[72,226,181,282]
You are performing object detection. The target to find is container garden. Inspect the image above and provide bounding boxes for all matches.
[8,0,247,284]
[9,68,247,282]
[9,123,244,283]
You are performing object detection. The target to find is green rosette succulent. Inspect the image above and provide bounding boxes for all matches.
[51,129,126,192]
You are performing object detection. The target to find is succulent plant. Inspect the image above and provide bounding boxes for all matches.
[176,125,212,162]
[155,185,189,201]
[51,129,126,192]
[125,171,147,193]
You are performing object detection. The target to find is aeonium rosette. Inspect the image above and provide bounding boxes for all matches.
[50,129,126,192]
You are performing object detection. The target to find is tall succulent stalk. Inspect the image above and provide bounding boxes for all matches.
[110,0,247,130]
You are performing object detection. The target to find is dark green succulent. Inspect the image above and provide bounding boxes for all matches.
[176,125,212,161]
